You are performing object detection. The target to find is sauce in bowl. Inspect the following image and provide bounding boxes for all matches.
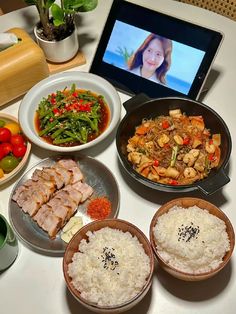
[35,86,110,147]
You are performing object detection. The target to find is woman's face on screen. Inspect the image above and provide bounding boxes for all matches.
[142,38,165,74]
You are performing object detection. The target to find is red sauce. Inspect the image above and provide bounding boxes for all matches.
[87,197,112,220]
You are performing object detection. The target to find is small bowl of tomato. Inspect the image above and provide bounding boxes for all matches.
[0,113,31,186]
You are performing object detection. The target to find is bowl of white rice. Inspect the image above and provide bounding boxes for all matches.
[63,218,154,313]
[150,197,235,281]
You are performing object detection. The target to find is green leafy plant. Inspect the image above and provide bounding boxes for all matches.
[24,0,98,41]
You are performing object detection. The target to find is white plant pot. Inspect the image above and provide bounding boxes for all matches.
[34,26,79,63]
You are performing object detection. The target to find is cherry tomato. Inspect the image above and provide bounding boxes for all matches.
[10,134,25,146]
[0,143,13,157]
[4,122,20,135]
[0,127,11,142]
[12,144,27,158]
[0,156,19,173]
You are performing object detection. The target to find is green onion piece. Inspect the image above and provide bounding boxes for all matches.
[53,137,74,144]
[170,145,179,167]
[80,126,88,142]
[39,120,58,136]
[51,128,64,139]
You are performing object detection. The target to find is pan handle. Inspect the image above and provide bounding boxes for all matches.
[197,169,230,195]
[123,93,150,113]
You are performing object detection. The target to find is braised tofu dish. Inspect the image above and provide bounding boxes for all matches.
[127,109,221,186]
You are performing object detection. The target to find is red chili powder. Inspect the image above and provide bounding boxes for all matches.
[87,197,112,220]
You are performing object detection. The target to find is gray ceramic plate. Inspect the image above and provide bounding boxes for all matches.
[8,155,120,255]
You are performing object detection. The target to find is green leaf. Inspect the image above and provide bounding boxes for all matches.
[51,3,65,24]
[53,19,65,26]
[45,0,55,9]
[64,0,84,10]
[74,0,98,12]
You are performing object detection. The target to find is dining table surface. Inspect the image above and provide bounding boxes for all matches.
[0,0,236,313]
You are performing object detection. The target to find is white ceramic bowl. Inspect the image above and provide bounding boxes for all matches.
[0,113,31,186]
[18,71,121,152]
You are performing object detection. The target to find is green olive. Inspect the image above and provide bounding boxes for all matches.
[0,156,19,173]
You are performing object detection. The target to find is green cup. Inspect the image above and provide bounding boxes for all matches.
[0,214,18,271]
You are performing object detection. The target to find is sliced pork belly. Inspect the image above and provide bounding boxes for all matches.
[47,197,72,224]
[33,184,83,238]
[72,181,94,202]
[53,190,78,214]
[52,165,71,185]
[12,158,93,239]
[51,204,70,225]
[57,159,78,169]
[56,159,84,183]
[33,204,51,225]
[63,185,84,204]
[41,212,62,238]
[34,202,68,233]
[13,179,56,215]
[20,191,45,216]
[32,168,65,189]
[23,179,55,200]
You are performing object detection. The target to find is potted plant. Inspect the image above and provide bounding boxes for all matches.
[24,0,98,62]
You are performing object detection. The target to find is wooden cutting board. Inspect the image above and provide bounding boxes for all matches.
[47,50,86,74]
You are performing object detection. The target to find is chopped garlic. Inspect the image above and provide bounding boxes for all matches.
[61,216,83,243]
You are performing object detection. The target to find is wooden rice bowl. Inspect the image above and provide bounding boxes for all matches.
[150,197,235,281]
[63,218,154,313]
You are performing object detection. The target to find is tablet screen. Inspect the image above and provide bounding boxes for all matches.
[90,0,223,99]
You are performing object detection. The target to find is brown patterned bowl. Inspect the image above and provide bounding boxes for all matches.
[63,218,154,313]
[150,197,235,281]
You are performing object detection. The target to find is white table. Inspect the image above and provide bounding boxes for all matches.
[0,1,236,313]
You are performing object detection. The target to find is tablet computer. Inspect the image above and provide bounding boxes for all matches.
[89,0,223,100]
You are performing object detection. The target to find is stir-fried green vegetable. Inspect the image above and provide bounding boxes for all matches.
[36,84,107,146]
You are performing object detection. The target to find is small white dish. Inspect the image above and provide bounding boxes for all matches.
[18,71,121,152]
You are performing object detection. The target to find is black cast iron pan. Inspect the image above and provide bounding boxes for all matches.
[116,94,231,195]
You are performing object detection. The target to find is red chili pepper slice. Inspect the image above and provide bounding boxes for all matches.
[183,137,190,145]
[50,98,56,105]
[53,108,60,115]
[72,92,78,97]
[169,179,178,185]
[153,160,159,167]
[162,120,170,129]
[208,153,215,161]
